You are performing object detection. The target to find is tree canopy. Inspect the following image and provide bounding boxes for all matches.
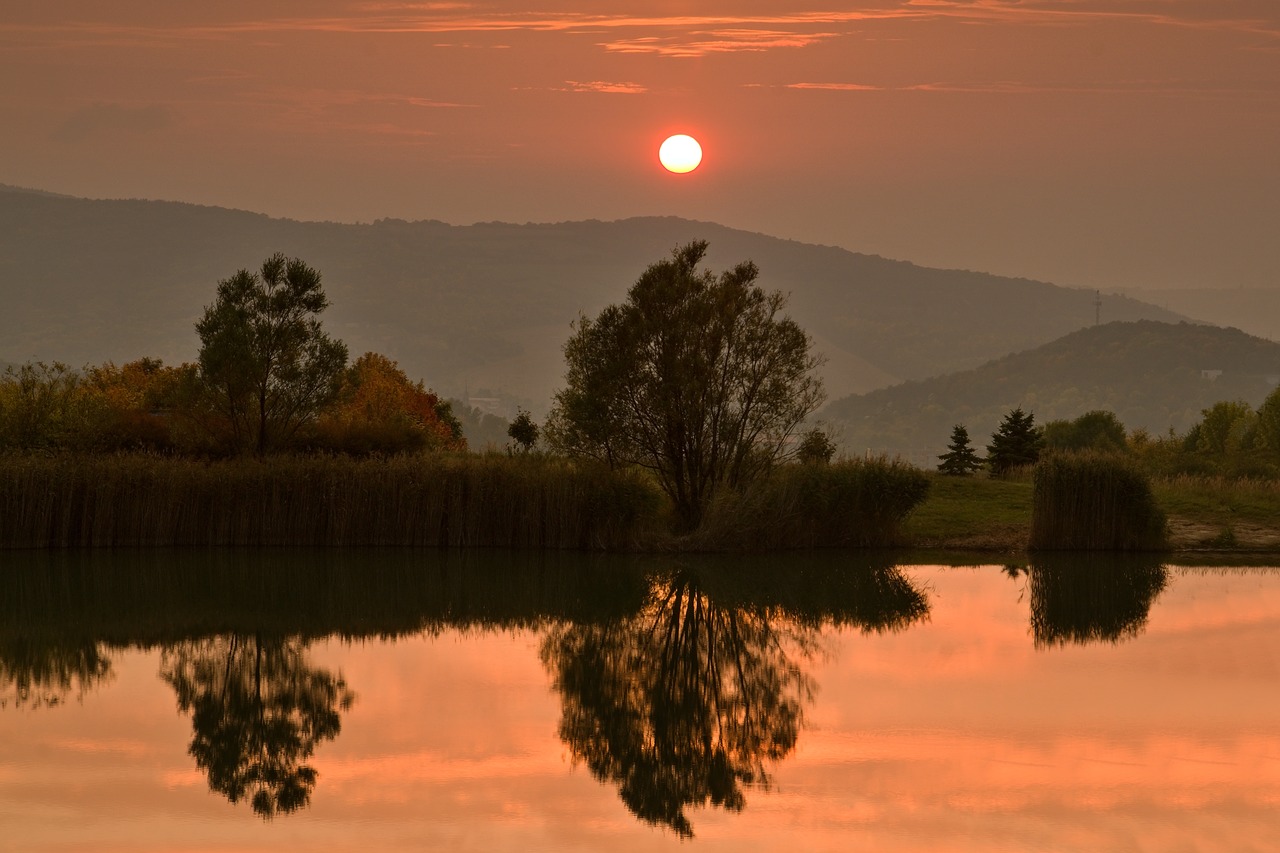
[196,254,348,454]
[937,424,983,476]
[986,408,1044,476]
[546,241,824,531]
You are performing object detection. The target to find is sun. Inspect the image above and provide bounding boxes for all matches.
[659,134,702,174]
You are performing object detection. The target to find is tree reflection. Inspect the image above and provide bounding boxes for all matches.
[160,635,355,818]
[542,570,805,836]
[0,638,113,709]
[1025,555,1169,648]
[540,562,928,837]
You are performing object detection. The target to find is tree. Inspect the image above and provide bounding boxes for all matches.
[1190,400,1256,454]
[795,426,836,465]
[196,254,348,454]
[1259,386,1280,452]
[545,241,825,531]
[1042,410,1128,453]
[937,424,983,476]
[312,352,464,454]
[506,408,539,454]
[986,408,1044,476]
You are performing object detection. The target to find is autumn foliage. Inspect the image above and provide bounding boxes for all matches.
[309,352,465,454]
[0,353,463,456]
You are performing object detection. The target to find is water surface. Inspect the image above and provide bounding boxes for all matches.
[1,551,1277,851]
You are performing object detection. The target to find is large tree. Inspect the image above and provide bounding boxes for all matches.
[196,254,348,454]
[546,241,824,531]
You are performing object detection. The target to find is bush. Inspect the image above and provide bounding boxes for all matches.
[1030,451,1167,551]
[689,457,931,550]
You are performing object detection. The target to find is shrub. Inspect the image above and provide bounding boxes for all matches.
[690,457,931,550]
[1030,451,1167,551]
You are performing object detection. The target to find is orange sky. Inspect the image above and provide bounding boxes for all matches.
[2,1,1278,289]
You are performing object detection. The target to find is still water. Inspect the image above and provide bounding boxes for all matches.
[1,550,1277,851]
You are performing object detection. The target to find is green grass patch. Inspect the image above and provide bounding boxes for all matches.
[901,473,1033,548]
[1152,475,1280,526]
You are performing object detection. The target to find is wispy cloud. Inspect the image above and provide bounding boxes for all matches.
[785,82,884,91]
[2,2,1276,62]
[602,28,840,57]
[559,80,648,94]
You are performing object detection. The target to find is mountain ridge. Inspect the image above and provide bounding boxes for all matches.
[0,186,1187,414]
[821,320,1280,462]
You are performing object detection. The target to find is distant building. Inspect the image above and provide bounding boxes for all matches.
[466,396,504,415]
[1200,369,1223,381]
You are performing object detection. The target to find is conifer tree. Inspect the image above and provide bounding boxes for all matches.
[937,424,983,476]
[986,408,1045,476]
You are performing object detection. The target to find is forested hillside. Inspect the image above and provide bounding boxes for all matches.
[822,321,1280,462]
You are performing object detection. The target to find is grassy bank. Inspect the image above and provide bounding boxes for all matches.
[904,470,1280,552]
[902,473,1034,551]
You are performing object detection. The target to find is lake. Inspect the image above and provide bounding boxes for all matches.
[1,550,1277,851]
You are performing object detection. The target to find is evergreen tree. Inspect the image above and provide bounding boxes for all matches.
[986,408,1044,476]
[937,424,983,476]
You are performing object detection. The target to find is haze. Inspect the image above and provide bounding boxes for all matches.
[3,0,1278,291]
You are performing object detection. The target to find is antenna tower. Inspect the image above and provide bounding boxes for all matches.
[1094,290,1102,326]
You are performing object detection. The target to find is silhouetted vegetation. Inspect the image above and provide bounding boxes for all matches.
[546,241,824,532]
[795,426,836,465]
[689,458,930,550]
[506,408,539,454]
[937,424,983,476]
[0,636,113,709]
[0,454,661,549]
[162,635,354,818]
[540,558,928,836]
[1030,452,1167,551]
[195,254,349,455]
[1014,555,1169,647]
[0,549,930,826]
[986,408,1044,476]
[1043,409,1128,453]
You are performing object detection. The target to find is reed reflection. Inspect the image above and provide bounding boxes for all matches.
[1012,555,1170,648]
[160,635,355,818]
[541,560,929,837]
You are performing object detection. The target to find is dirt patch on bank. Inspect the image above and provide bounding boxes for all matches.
[1167,516,1280,550]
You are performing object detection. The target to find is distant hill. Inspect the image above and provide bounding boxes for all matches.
[1116,288,1280,344]
[0,186,1187,413]
[822,321,1280,464]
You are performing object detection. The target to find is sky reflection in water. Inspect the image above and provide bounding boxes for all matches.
[0,551,1277,851]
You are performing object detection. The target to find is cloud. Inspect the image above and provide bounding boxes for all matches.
[50,103,174,143]
[785,82,884,91]
[559,80,648,94]
[602,28,841,57]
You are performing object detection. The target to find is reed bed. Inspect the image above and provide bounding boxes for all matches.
[688,457,931,550]
[0,453,663,550]
[1030,451,1167,551]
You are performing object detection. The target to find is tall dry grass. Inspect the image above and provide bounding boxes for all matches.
[1030,451,1167,551]
[687,457,931,550]
[0,453,663,550]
